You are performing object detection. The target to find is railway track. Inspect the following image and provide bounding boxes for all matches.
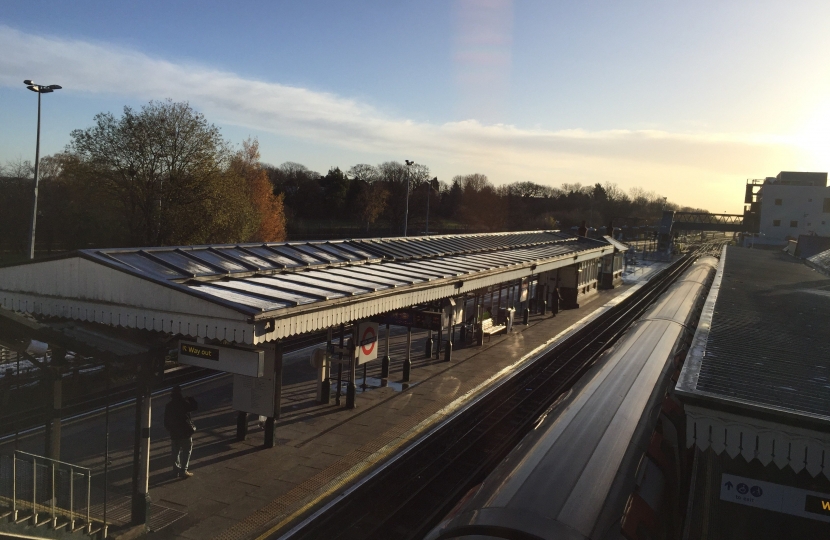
[0,330,332,439]
[277,247,716,540]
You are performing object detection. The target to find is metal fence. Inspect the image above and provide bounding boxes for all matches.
[0,450,103,536]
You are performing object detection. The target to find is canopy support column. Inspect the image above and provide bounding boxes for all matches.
[381,324,391,379]
[402,326,412,382]
[264,341,283,448]
[131,355,152,528]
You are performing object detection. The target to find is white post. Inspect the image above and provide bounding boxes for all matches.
[138,395,151,499]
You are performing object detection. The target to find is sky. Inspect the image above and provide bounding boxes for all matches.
[2,0,830,213]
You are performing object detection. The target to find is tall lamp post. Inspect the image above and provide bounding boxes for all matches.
[425,177,439,235]
[404,160,414,236]
[23,80,62,260]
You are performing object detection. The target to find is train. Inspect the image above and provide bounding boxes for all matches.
[425,255,719,540]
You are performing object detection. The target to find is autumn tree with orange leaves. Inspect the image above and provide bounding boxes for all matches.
[229,139,287,242]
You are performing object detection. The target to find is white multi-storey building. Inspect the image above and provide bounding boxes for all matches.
[751,171,830,243]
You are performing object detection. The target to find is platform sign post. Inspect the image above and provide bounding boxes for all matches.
[357,322,379,365]
[178,342,264,377]
[232,342,281,444]
[443,299,463,330]
[347,327,358,409]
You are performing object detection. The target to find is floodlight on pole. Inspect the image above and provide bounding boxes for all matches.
[404,160,414,236]
[23,79,62,259]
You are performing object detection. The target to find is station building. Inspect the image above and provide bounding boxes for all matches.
[744,171,830,246]
[676,246,830,537]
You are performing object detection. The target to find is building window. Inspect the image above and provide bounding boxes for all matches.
[824,198,830,212]
[773,220,781,226]
[809,198,813,202]
[775,198,783,205]
[790,220,798,227]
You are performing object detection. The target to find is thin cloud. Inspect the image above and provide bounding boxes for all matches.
[0,25,804,210]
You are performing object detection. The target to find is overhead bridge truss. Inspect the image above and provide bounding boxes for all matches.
[668,212,753,232]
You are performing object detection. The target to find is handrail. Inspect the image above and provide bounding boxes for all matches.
[14,450,91,472]
[2,450,101,536]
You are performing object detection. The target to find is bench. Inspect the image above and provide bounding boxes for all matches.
[480,318,506,342]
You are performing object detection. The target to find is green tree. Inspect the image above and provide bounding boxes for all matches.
[68,99,249,246]
[320,167,350,218]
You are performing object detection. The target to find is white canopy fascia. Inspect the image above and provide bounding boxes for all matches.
[685,404,830,480]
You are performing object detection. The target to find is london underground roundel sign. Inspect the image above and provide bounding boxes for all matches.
[357,322,379,364]
[361,325,376,356]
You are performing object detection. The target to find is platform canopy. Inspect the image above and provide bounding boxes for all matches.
[602,235,629,252]
[677,246,830,479]
[0,231,613,345]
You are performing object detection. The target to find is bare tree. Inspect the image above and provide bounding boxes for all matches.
[68,100,238,245]
[348,163,379,183]
[2,158,34,179]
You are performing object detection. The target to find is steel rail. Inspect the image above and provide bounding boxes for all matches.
[276,246,711,540]
[0,329,334,438]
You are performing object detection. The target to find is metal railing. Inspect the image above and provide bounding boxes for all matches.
[0,450,103,536]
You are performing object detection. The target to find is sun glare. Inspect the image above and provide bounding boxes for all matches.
[790,103,830,171]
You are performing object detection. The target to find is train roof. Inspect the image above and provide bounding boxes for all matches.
[638,257,716,329]
[429,318,689,539]
[427,256,716,540]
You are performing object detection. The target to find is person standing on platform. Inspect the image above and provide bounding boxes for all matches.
[551,286,562,317]
[164,385,198,479]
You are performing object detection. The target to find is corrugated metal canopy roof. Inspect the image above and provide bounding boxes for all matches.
[88,231,576,281]
[676,246,830,425]
[0,231,614,344]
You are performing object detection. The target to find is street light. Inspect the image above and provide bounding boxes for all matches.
[404,160,414,236]
[23,79,62,260]
[425,177,439,235]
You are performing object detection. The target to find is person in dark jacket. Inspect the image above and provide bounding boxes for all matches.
[164,385,198,478]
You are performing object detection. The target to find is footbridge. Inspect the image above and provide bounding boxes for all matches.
[661,211,757,233]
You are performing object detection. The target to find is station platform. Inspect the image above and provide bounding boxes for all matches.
[1,270,663,540]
